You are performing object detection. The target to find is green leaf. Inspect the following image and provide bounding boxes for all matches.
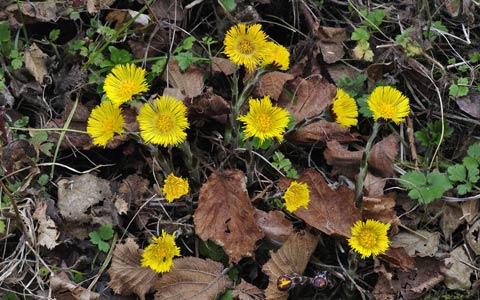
[463,156,479,169]
[97,240,110,253]
[39,142,54,157]
[175,52,195,71]
[457,183,472,195]
[218,289,233,300]
[0,22,10,42]
[31,131,48,146]
[2,292,17,300]
[37,174,50,186]
[286,169,299,179]
[252,136,272,149]
[357,96,372,118]
[469,52,480,63]
[13,116,29,127]
[174,36,196,54]
[219,0,237,12]
[98,224,114,240]
[11,58,23,70]
[447,164,466,182]
[49,29,60,42]
[467,143,480,162]
[362,9,385,29]
[108,46,132,65]
[351,27,370,41]
[427,172,452,190]
[89,231,102,245]
[400,171,426,190]
[199,240,228,264]
[0,220,5,234]
[457,77,469,85]
[151,57,168,74]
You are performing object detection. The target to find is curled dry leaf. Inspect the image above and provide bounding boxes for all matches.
[381,247,416,272]
[443,246,473,290]
[467,218,480,255]
[232,279,265,300]
[50,272,99,300]
[162,58,205,99]
[194,169,264,263]
[262,231,318,300]
[439,203,464,239]
[368,134,399,178]
[255,72,294,101]
[254,209,293,246]
[456,92,480,119]
[461,199,478,224]
[314,26,347,64]
[108,238,157,300]
[364,172,386,197]
[6,2,60,23]
[33,201,59,249]
[362,196,400,234]
[25,43,49,84]
[281,169,361,238]
[324,140,363,178]
[211,57,235,75]
[154,257,232,300]
[390,230,440,257]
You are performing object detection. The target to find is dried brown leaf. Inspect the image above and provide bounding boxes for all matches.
[362,196,400,234]
[467,218,480,255]
[6,2,60,23]
[211,57,235,75]
[232,280,265,300]
[439,203,464,239]
[163,58,205,98]
[149,0,184,22]
[315,26,347,63]
[108,238,157,300]
[461,199,478,224]
[456,92,480,119]
[50,272,100,300]
[194,169,264,263]
[373,272,396,300]
[33,201,59,249]
[188,88,231,123]
[285,169,361,238]
[368,134,399,177]
[324,140,363,178]
[25,43,48,84]
[364,173,386,197]
[154,257,232,300]
[381,247,416,272]
[262,231,318,300]
[443,246,473,290]
[256,72,294,101]
[116,174,150,207]
[254,209,293,246]
[390,230,440,257]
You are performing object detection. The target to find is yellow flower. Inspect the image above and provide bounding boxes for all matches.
[104,63,149,106]
[86,101,125,147]
[348,219,390,259]
[141,230,181,273]
[223,23,269,72]
[332,88,358,127]
[262,42,290,71]
[137,95,190,146]
[163,173,189,202]
[237,96,290,143]
[367,86,410,124]
[282,181,310,213]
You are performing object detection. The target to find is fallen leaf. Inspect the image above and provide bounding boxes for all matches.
[194,169,264,263]
[461,199,478,223]
[443,246,473,290]
[25,43,49,84]
[188,88,231,125]
[163,58,205,98]
[211,57,235,75]
[456,92,480,119]
[281,169,361,238]
[232,279,265,300]
[362,196,400,234]
[366,63,394,88]
[314,26,347,63]
[381,247,416,272]
[33,201,59,249]
[149,0,184,23]
[154,257,232,300]
[6,2,60,23]
[1,139,36,173]
[108,238,157,300]
[390,230,440,257]
[392,257,444,300]
[466,218,480,255]
[443,0,460,17]
[57,174,114,224]
[50,272,100,300]
[116,174,150,207]
[439,203,464,240]
[254,209,293,246]
[323,140,363,178]
[373,272,395,300]
[289,120,354,144]
[368,134,399,177]
[255,72,294,101]
[262,231,318,300]
[364,173,386,197]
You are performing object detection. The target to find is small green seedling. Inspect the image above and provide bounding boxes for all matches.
[0,220,5,234]
[89,224,114,253]
[415,120,454,147]
[272,151,299,179]
[449,78,469,97]
[448,143,480,195]
[400,171,452,204]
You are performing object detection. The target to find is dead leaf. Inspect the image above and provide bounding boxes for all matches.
[466,218,480,255]
[368,134,399,177]
[443,246,473,290]
[194,169,264,263]
[324,140,363,178]
[254,209,293,246]
[154,257,232,300]
[33,201,59,249]
[364,173,386,197]
[381,247,416,272]
[366,63,395,88]
[461,199,478,223]
[390,230,440,257]
[149,0,184,23]
[363,196,400,234]
[50,272,99,300]
[188,88,231,124]
[440,203,464,240]
[211,57,235,75]
[232,280,265,300]
[392,257,444,300]
[443,0,460,17]
[314,26,347,63]
[262,231,318,300]
[456,92,480,119]
[163,58,205,98]
[282,169,361,238]
[373,272,396,300]
[108,238,157,300]
[289,120,354,144]
[2,139,36,173]
[6,2,60,23]
[106,9,150,29]
[255,72,294,101]
[57,174,113,224]
[116,174,150,207]
[25,43,49,84]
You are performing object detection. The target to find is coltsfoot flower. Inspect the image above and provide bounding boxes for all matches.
[282,181,310,213]
[141,230,181,273]
[262,42,290,71]
[331,88,358,127]
[348,219,390,259]
[163,173,189,202]
[104,63,149,106]
[367,86,410,124]
[86,101,125,147]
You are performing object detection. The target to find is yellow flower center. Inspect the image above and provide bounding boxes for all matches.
[359,230,376,248]
[378,103,396,119]
[257,113,272,132]
[119,81,136,98]
[155,245,168,262]
[238,40,254,55]
[156,114,175,133]
[103,120,114,133]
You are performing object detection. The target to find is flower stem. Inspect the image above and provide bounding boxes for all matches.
[179,141,201,185]
[354,122,381,210]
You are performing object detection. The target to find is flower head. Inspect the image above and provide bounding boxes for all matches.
[348,219,390,259]
[367,86,410,124]
[137,95,189,146]
[104,63,149,106]
[141,230,181,273]
[282,181,310,213]
[332,88,358,127]
[163,173,189,202]
[86,101,125,147]
[224,23,269,72]
[238,96,290,143]
[262,42,290,71]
